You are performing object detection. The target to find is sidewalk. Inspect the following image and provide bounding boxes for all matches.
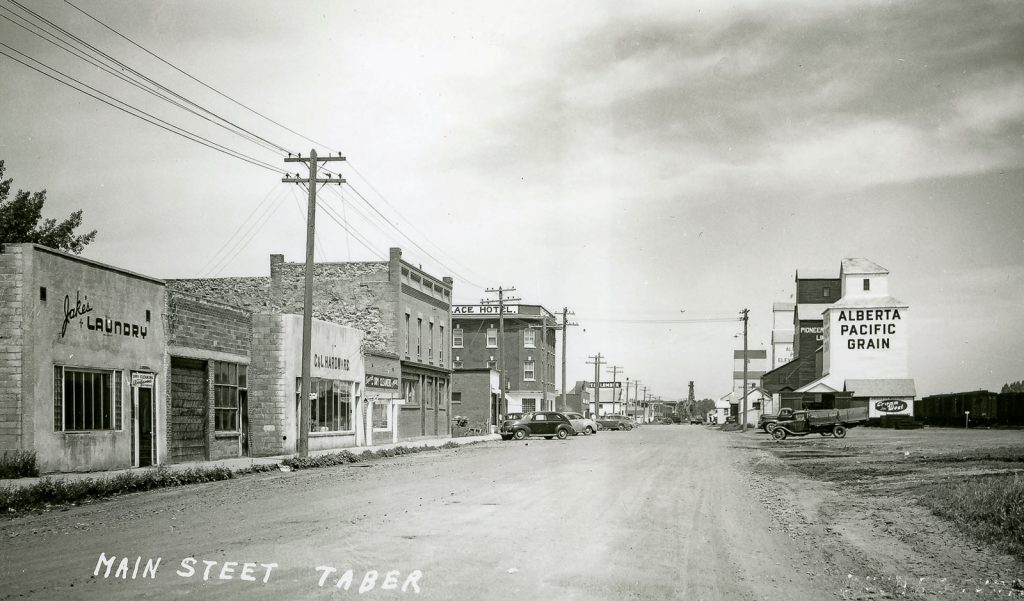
[0,434,500,490]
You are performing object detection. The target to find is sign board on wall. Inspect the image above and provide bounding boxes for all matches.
[452,305,519,316]
[366,374,399,389]
[130,371,155,387]
[584,381,622,389]
[836,308,902,350]
[869,398,913,418]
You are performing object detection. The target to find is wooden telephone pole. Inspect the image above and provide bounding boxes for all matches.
[282,149,345,457]
[606,365,623,413]
[741,308,750,433]
[586,354,605,418]
[559,308,577,410]
[482,287,519,428]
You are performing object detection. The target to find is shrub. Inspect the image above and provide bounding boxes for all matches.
[0,450,39,479]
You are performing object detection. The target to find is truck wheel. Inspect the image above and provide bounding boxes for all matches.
[556,428,569,440]
[772,428,787,440]
[833,425,847,438]
[513,429,527,440]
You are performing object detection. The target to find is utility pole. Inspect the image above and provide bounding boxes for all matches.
[527,313,553,410]
[633,380,640,421]
[482,287,519,429]
[283,149,345,458]
[586,354,605,418]
[624,377,630,418]
[606,365,623,414]
[559,308,577,410]
[741,308,750,433]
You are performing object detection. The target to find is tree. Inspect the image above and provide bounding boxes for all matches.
[0,160,97,254]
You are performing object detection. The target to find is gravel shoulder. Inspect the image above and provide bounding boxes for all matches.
[738,427,1024,600]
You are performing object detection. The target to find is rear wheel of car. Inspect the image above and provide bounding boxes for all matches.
[833,425,847,438]
[513,429,527,440]
[556,428,569,440]
[584,426,594,435]
[772,428,787,440]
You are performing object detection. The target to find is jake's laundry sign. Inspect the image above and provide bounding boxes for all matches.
[837,308,901,350]
[60,291,148,340]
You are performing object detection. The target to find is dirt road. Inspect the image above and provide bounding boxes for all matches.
[1,426,1019,600]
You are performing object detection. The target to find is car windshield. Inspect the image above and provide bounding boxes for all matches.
[504,413,523,421]
[566,413,581,419]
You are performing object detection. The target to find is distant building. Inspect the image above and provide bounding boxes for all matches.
[762,259,915,417]
[771,302,795,369]
[450,304,557,427]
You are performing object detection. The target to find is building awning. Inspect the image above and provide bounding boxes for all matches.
[845,379,916,398]
[794,376,840,394]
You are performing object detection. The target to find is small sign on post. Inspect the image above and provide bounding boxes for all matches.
[965,411,970,429]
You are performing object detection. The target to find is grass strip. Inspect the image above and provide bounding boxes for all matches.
[2,440,470,515]
[914,472,1024,561]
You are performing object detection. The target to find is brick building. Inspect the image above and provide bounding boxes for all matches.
[450,303,557,427]
[0,244,166,472]
[164,291,253,463]
[449,368,500,434]
[167,247,452,442]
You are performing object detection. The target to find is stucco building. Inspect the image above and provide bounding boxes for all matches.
[0,243,166,472]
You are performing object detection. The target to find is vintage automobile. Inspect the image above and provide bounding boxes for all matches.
[689,417,704,425]
[564,412,598,435]
[500,412,575,441]
[596,414,634,431]
[771,408,868,440]
[499,412,524,433]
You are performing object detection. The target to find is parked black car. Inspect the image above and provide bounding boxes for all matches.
[500,412,575,441]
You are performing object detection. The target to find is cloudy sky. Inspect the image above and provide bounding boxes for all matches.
[1,0,1021,400]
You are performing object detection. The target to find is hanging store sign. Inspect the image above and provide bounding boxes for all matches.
[131,371,156,388]
[452,305,519,316]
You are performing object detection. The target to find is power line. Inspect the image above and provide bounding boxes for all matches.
[346,159,492,285]
[208,192,287,277]
[0,42,286,174]
[197,182,284,276]
[64,0,327,152]
[6,0,292,155]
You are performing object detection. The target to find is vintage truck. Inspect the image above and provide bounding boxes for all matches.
[758,407,797,433]
[770,407,869,440]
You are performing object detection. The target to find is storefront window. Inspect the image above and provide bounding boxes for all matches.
[54,367,121,431]
[215,362,247,432]
[296,378,352,432]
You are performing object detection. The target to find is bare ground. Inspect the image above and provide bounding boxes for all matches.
[0,426,1021,600]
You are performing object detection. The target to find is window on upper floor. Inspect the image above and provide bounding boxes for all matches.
[453,327,463,348]
[863,278,870,291]
[524,329,536,348]
[823,286,830,297]
[524,360,536,381]
[486,327,497,348]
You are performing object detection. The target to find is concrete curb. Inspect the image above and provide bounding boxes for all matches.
[0,434,499,491]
